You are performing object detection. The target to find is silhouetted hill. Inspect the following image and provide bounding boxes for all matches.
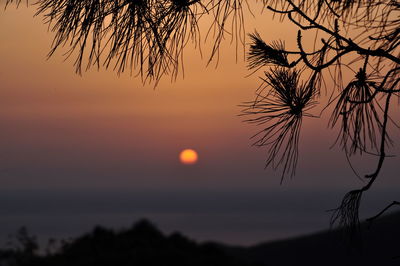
[1,213,399,266]
[226,211,400,266]
[1,219,263,266]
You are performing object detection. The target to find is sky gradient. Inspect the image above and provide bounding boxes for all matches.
[0,2,398,245]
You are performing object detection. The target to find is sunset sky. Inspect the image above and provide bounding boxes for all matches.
[0,2,398,245]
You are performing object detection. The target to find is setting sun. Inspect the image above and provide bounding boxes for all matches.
[179,149,198,165]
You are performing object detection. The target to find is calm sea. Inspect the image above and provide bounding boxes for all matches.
[0,188,397,248]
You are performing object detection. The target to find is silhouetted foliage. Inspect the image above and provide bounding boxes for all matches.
[1,227,40,266]
[0,220,264,266]
[2,214,400,265]
[247,32,289,69]
[4,0,399,235]
[241,67,318,181]
[244,0,399,236]
[6,0,246,85]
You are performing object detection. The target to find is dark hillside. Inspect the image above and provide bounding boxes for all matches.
[2,212,399,266]
[227,211,400,266]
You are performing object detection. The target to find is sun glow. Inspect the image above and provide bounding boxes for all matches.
[179,149,198,165]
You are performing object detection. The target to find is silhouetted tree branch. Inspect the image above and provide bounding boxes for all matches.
[367,201,400,225]
[6,0,246,84]
[241,0,399,235]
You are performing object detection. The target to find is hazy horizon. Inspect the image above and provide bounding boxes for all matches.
[1,187,398,248]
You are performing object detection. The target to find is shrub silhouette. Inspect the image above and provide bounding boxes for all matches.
[2,220,264,266]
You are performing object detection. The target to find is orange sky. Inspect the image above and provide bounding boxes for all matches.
[0,3,398,193]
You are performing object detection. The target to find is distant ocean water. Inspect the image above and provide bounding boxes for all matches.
[0,188,397,248]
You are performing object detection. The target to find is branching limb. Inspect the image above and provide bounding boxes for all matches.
[366,201,400,225]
